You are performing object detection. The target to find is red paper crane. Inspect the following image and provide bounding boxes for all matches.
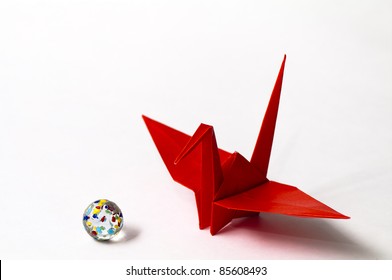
[143,55,349,235]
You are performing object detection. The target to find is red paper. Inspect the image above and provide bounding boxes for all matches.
[143,55,349,235]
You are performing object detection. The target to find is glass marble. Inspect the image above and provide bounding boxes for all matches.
[82,199,123,241]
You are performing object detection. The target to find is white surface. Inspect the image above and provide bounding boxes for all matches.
[0,0,391,259]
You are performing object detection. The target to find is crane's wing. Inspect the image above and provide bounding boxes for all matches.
[214,180,349,219]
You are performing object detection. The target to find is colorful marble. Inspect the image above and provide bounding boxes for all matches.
[82,199,123,241]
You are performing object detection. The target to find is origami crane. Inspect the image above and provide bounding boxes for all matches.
[143,55,349,235]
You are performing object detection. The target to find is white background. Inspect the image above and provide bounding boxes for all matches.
[0,0,391,259]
